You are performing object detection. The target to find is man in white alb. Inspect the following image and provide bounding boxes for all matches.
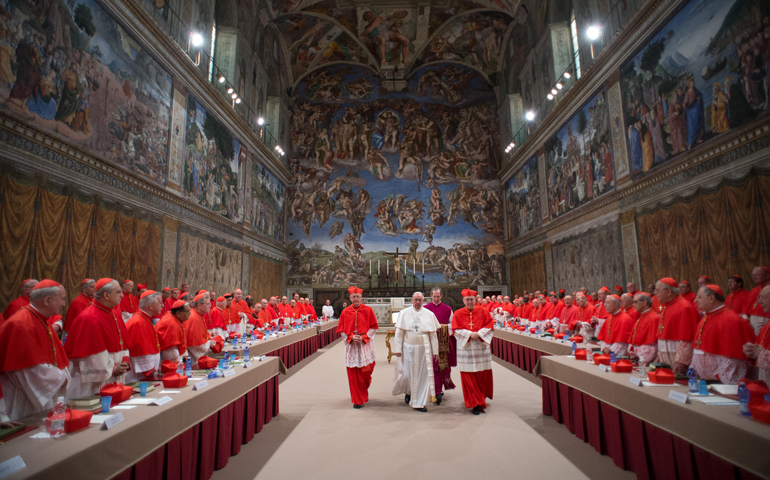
[322,300,334,319]
[393,292,439,412]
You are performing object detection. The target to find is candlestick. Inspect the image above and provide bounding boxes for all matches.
[422,258,424,275]
[369,259,372,275]
[413,259,415,273]
[378,259,380,274]
[387,260,389,275]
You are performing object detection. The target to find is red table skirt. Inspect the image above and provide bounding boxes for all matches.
[541,376,764,480]
[266,335,320,369]
[319,328,340,348]
[114,375,279,480]
[491,336,548,374]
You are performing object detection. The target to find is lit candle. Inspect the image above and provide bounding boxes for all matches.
[413,259,415,273]
[369,259,372,275]
[378,259,380,274]
[387,260,389,275]
[422,258,424,275]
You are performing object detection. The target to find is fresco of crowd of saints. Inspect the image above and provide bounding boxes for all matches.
[183,95,244,223]
[0,0,173,185]
[250,161,286,243]
[287,64,504,288]
[545,89,615,220]
[620,0,770,178]
[505,155,541,240]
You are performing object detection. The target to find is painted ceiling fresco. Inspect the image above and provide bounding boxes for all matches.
[268,0,525,87]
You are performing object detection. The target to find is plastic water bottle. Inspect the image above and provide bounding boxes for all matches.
[571,341,577,355]
[251,331,256,342]
[610,352,617,364]
[586,348,593,363]
[224,352,230,369]
[49,396,66,438]
[687,367,698,393]
[244,346,250,361]
[177,361,184,375]
[738,382,751,416]
[185,357,193,377]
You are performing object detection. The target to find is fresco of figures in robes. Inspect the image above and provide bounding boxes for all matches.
[287,64,504,288]
[505,155,541,240]
[251,161,286,243]
[545,89,615,220]
[620,0,770,178]
[183,94,244,223]
[0,0,173,185]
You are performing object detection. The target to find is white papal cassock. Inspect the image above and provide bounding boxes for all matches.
[392,306,439,409]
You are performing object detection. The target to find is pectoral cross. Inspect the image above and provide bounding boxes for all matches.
[468,312,474,330]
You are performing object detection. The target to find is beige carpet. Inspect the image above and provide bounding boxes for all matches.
[212,335,633,480]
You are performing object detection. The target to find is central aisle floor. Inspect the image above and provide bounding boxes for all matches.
[213,334,633,480]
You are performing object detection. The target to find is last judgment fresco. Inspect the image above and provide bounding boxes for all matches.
[287,64,505,288]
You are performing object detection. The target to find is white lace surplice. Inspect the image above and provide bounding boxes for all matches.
[341,328,377,368]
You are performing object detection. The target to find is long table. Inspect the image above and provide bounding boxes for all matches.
[535,356,770,479]
[0,358,285,480]
[218,327,320,369]
[491,328,598,374]
[316,319,340,348]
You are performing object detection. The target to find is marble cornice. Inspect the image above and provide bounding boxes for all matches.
[101,0,292,186]
[499,0,677,182]
[506,122,770,250]
[0,113,287,262]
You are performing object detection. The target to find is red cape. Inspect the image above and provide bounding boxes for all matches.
[0,306,69,371]
[725,288,751,316]
[186,310,210,347]
[550,301,565,319]
[3,295,30,319]
[520,303,533,319]
[757,322,770,350]
[63,293,92,331]
[694,306,756,360]
[747,284,769,317]
[598,310,634,344]
[681,292,696,304]
[622,306,639,322]
[278,303,292,317]
[210,307,226,329]
[453,306,494,332]
[537,302,554,321]
[119,293,138,315]
[223,304,239,325]
[629,309,660,346]
[257,309,271,327]
[64,302,132,359]
[656,296,699,341]
[568,304,596,329]
[594,302,610,320]
[156,313,186,354]
[126,311,160,357]
[337,304,378,342]
[559,305,578,325]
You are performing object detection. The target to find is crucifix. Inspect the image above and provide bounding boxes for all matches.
[382,248,409,286]
[468,312,474,330]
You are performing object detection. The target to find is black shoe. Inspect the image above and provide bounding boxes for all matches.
[436,393,442,405]
[405,394,411,404]
[417,407,427,412]
[353,404,362,409]
[472,406,481,415]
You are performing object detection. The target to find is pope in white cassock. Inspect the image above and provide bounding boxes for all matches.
[393,292,440,412]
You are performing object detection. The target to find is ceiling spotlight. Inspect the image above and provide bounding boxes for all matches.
[551,88,558,95]
[564,72,571,79]
[227,87,234,94]
[218,76,225,84]
[525,111,536,121]
[235,98,241,104]
[190,32,204,47]
[274,145,280,151]
[586,25,602,41]
[231,93,238,99]
[509,142,515,149]
[556,83,563,90]
[257,117,265,125]
[547,93,554,100]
